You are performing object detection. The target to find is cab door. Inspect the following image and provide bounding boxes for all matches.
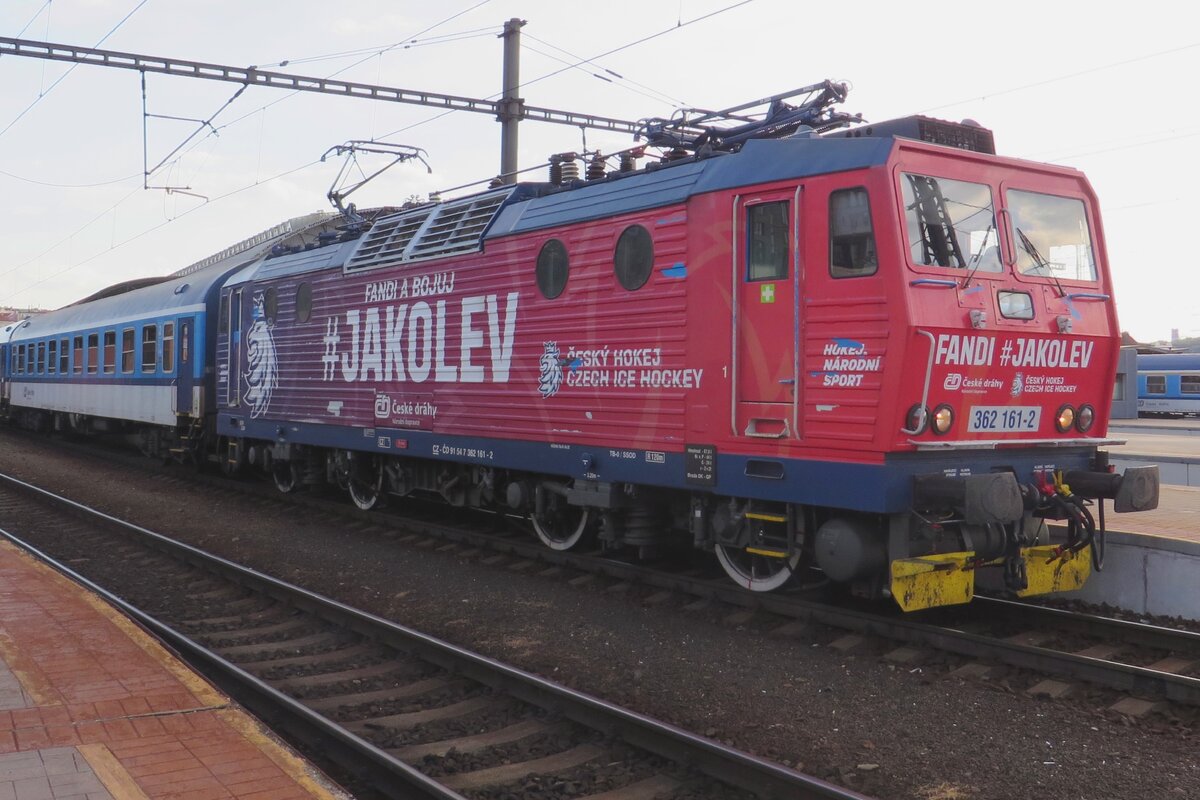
[225,288,243,407]
[733,189,799,438]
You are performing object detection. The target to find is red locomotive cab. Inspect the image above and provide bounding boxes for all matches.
[886,142,1120,449]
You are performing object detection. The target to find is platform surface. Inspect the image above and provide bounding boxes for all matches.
[1108,483,1200,542]
[0,539,349,800]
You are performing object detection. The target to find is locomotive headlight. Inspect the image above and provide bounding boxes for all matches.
[905,404,929,435]
[932,404,954,434]
[1076,404,1095,433]
[1055,404,1076,433]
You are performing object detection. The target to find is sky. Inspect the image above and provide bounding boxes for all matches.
[0,0,1197,342]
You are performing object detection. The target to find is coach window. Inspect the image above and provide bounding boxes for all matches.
[536,239,569,299]
[103,331,116,374]
[1182,375,1200,394]
[36,342,46,374]
[121,329,135,373]
[162,322,175,373]
[15,345,24,374]
[747,201,789,281]
[295,283,312,322]
[59,338,68,373]
[1146,375,1166,394]
[614,225,654,291]
[47,340,57,375]
[830,188,878,277]
[86,334,99,375]
[72,336,83,374]
[142,326,157,373]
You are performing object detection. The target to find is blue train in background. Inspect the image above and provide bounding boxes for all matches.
[1137,353,1200,416]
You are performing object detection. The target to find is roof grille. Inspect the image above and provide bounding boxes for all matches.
[345,187,514,273]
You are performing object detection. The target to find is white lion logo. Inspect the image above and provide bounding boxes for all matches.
[538,341,563,398]
[244,293,279,418]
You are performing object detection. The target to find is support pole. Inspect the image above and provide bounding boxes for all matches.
[498,18,525,184]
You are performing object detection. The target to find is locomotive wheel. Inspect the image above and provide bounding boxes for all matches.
[531,502,592,551]
[347,455,386,511]
[715,545,801,592]
[272,460,299,494]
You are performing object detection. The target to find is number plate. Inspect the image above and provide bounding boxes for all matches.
[967,406,1041,433]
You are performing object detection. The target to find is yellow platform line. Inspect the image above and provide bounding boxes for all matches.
[219,709,353,800]
[1,539,226,708]
[78,743,153,800]
[0,629,59,707]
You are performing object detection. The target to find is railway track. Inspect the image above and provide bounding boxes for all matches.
[0,469,870,800]
[6,429,1200,714]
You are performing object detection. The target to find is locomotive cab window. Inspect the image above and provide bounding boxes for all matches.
[1146,375,1166,394]
[747,201,788,280]
[614,225,654,291]
[902,174,1000,272]
[829,188,878,277]
[1007,190,1096,282]
[536,239,569,299]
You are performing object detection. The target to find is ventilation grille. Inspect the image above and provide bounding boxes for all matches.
[345,187,514,273]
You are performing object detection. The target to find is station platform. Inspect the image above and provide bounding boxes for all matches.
[1107,417,1200,488]
[0,539,349,800]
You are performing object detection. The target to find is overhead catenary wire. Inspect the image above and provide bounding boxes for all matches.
[0,167,140,188]
[198,0,496,141]
[2,158,324,304]
[260,25,501,67]
[918,40,1200,115]
[376,1,752,144]
[11,0,52,38]
[0,0,150,141]
[521,32,686,107]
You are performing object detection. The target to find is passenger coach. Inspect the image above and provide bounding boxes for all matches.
[4,264,235,454]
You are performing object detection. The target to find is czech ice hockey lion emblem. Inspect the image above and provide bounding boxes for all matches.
[538,341,562,398]
[244,293,279,418]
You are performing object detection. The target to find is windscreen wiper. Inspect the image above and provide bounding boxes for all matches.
[1016,227,1066,297]
[962,222,994,289]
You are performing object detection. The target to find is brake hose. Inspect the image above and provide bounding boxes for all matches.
[1092,499,1106,572]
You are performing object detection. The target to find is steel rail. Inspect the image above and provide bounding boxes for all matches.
[0,470,871,800]
[9,429,1199,706]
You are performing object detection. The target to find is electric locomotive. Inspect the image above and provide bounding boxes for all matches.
[209,86,1159,610]
[2,84,1160,610]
